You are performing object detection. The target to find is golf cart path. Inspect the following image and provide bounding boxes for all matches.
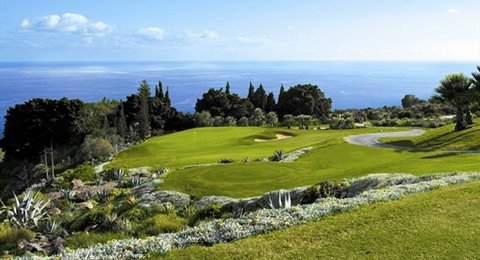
[344,129,480,153]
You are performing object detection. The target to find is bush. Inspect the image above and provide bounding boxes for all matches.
[219,158,235,164]
[0,223,35,253]
[212,116,224,127]
[62,164,96,183]
[65,231,130,250]
[137,214,186,236]
[329,117,355,129]
[301,181,349,204]
[237,117,249,126]
[188,203,225,225]
[76,136,114,162]
[193,111,213,127]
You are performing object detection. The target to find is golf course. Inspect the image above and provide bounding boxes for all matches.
[108,123,480,198]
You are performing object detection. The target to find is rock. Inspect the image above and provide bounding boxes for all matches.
[152,179,164,185]
[139,190,191,209]
[47,207,62,216]
[195,196,238,211]
[47,192,62,200]
[129,167,150,176]
[74,191,90,202]
[71,179,85,190]
[52,237,65,254]
[134,181,157,197]
[77,201,94,210]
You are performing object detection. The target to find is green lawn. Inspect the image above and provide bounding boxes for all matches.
[382,121,480,151]
[158,180,480,259]
[110,126,480,198]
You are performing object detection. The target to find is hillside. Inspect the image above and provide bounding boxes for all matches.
[382,121,480,151]
[160,180,480,259]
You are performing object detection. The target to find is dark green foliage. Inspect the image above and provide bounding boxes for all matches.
[2,98,84,160]
[137,98,151,139]
[276,84,332,119]
[401,94,423,109]
[247,82,255,100]
[251,84,268,110]
[265,92,276,112]
[189,203,225,225]
[137,214,186,236]
[61,164,96,183]
[116,103,128,138]
[65,231,130,250]
[434,73,474,131]
[0,223,35,253]
[330,117,355,129]
[225,81,231,94]
[219,158,235,164]
[270,149,286,162]
[301,181,349,204]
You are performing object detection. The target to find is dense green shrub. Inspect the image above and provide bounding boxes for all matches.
[301,180,349,204]
[61,164,96,183]
[329,117,355,129]
[65,231,130,250]
[218,158,235,164]
[188,203,225,225]
[76,136,114,162]
[0,223,35,253]
[137,214,186,236]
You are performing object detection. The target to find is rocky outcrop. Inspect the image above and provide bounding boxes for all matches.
[139,190,191,209]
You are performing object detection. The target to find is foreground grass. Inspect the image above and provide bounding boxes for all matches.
[110,126,480,198]
[382,121,480,151]
[158,180,480,259]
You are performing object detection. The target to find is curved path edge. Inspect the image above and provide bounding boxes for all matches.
[344,129,480,153]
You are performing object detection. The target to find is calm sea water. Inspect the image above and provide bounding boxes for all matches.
[0,61,477,135]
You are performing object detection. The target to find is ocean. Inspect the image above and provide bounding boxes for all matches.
[0,61,477,135]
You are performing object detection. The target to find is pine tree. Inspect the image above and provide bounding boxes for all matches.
[252,84,267,110]
[225,81,231,95]
[277,84,286,116]
[138,80,151,98]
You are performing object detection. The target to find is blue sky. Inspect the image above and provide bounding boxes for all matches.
[0,0,478,61]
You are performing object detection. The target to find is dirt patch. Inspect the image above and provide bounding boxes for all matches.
[255,134,292,142]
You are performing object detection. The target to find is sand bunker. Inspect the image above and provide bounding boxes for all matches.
[254,134,292,142]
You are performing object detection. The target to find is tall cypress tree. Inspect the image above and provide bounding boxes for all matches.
[247,82,255,101]
[225,81,231,95]
[165,86,171,104]
[156,81,164,100]
[266,92,276,112]
[277,84,286,116]
[252,84,267,110]
[116,103,127,138]
[137,80,151,139]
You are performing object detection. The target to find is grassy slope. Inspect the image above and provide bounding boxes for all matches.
[159,180,480,259]
[110,127,480,198]
[382,121,480,151]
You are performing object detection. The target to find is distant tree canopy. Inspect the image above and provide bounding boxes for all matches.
[276,84,332,119]
[401,94,423,109]
[1,98,84,160]
[195,82,331,121]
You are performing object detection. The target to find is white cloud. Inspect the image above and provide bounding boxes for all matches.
[448,8,459,14]
[138,27,166,40]
[287,25,294,30]
[20,13,112,35]
[236,36,272,44]
[184,30,219,40]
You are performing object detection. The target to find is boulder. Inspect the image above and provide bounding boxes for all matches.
[51,237,65,254]
[71,179,85,190]
[139,190,191,209]
[77,201,94,210]
[195,196,238,211]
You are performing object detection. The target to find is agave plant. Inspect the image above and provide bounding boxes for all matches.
[126,195,139,207]
[95,176,103,186]
[60,188,76,200]
[270,149,286,162]
[86,190,97,200]
[97,189,109,203]
[159,202,176,216]
[113,168,125,181]
[8,190,50,229]
[128,176,142,188]
[267,191,291,209]
[42,220,60,235]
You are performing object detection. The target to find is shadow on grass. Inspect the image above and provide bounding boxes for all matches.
[420,152,461,159]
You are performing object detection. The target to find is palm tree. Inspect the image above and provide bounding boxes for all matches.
[472,65,480,103]
[434,73,473,131]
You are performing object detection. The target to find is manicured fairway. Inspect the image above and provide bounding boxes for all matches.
[158,180,480,259]
[382,121,480,151]
[110,126,480,198]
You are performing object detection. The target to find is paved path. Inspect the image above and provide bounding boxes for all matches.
[344,129,480,153]
[344,129,425,149]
